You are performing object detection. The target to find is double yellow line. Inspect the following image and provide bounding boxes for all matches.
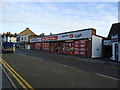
[0,58,34,90]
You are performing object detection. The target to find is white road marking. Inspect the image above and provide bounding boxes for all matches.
[96,73,120,81]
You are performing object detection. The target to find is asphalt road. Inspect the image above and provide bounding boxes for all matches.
[2,49,119,88]
[16,48,119,79]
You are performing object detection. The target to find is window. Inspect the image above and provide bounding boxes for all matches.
[21,37,24,40]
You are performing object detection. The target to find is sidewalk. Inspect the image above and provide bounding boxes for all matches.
[51,53,120,67]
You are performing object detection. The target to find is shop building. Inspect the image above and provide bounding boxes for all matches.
[103,23,120,62]
[30,28,103,58]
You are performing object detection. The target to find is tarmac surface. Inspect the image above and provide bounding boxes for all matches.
[16,48,119,79]
[1,48,120,88]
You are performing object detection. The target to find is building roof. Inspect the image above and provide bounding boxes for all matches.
[18,28,36,35]
[107,23,120,39]
[54,28,96,35]
[2,32,17,37]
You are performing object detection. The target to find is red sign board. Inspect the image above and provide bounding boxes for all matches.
[41,36,58,41]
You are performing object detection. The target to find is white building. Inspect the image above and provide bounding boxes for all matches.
[17,35,29,49]
[111,34,120,62]
[105,23,120,62]
[2,35,16,43]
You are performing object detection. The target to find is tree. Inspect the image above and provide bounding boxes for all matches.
[40,33,45,37]
[50,33,52,35]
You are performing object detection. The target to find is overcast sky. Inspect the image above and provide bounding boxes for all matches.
[0,1,119,37]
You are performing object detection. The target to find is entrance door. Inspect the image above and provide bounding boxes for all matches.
[115,43,118,61]
[50,42,56,53]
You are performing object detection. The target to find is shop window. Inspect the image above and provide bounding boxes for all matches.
[42,43,50,51]
[74,40,88,56]
[63,42,74,54]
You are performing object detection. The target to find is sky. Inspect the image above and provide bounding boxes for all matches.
[0,1,119,37]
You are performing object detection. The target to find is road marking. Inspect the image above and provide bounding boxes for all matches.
[2,59,34,89]
[1,65,18,89]
[96,73,120,81]
[0,58,34,90]
[0,60,28,90]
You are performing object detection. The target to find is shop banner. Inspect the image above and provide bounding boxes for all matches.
[30,37,42,42]
[41,36,58,41]
[30,29,92,42]
[111,34,120,42]
[104,40,112,45]
[58,30,92,40]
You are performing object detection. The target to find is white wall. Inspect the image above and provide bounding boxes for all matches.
[17,35,28,42]
[2,35,7,42]
[8,37,16,42]
[92,35,102,58]
[112,42,116,60]
[112,42,119,61]
[2,35,16,42]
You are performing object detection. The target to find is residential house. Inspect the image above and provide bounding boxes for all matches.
[17,28,38,49]
[103,23,120,62]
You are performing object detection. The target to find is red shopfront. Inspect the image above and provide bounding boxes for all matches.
[34,42,50,51]
[62,39,88,56]
[30,29,97,58]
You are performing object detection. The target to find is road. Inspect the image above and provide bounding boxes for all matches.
[2,48,119,88]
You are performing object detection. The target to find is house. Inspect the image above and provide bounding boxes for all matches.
[103,23,120,62]
[17,27,38,49]
[2,32,17,43]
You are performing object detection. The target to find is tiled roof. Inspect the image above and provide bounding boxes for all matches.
[18,28,36,35]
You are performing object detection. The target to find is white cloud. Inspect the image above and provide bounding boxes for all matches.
[63,8,74,15]
[0,2,118,37]
[43,3,58,11]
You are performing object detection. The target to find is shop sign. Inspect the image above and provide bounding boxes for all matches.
[30,29,92,42]
[74,33,82,38]
[30,38,41,42]
[69,34,74,38]
[111,34,120,42]
[41,36,58,41]
[62,34,69,38]
[59,30,92,40]
[104,40,112,45]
